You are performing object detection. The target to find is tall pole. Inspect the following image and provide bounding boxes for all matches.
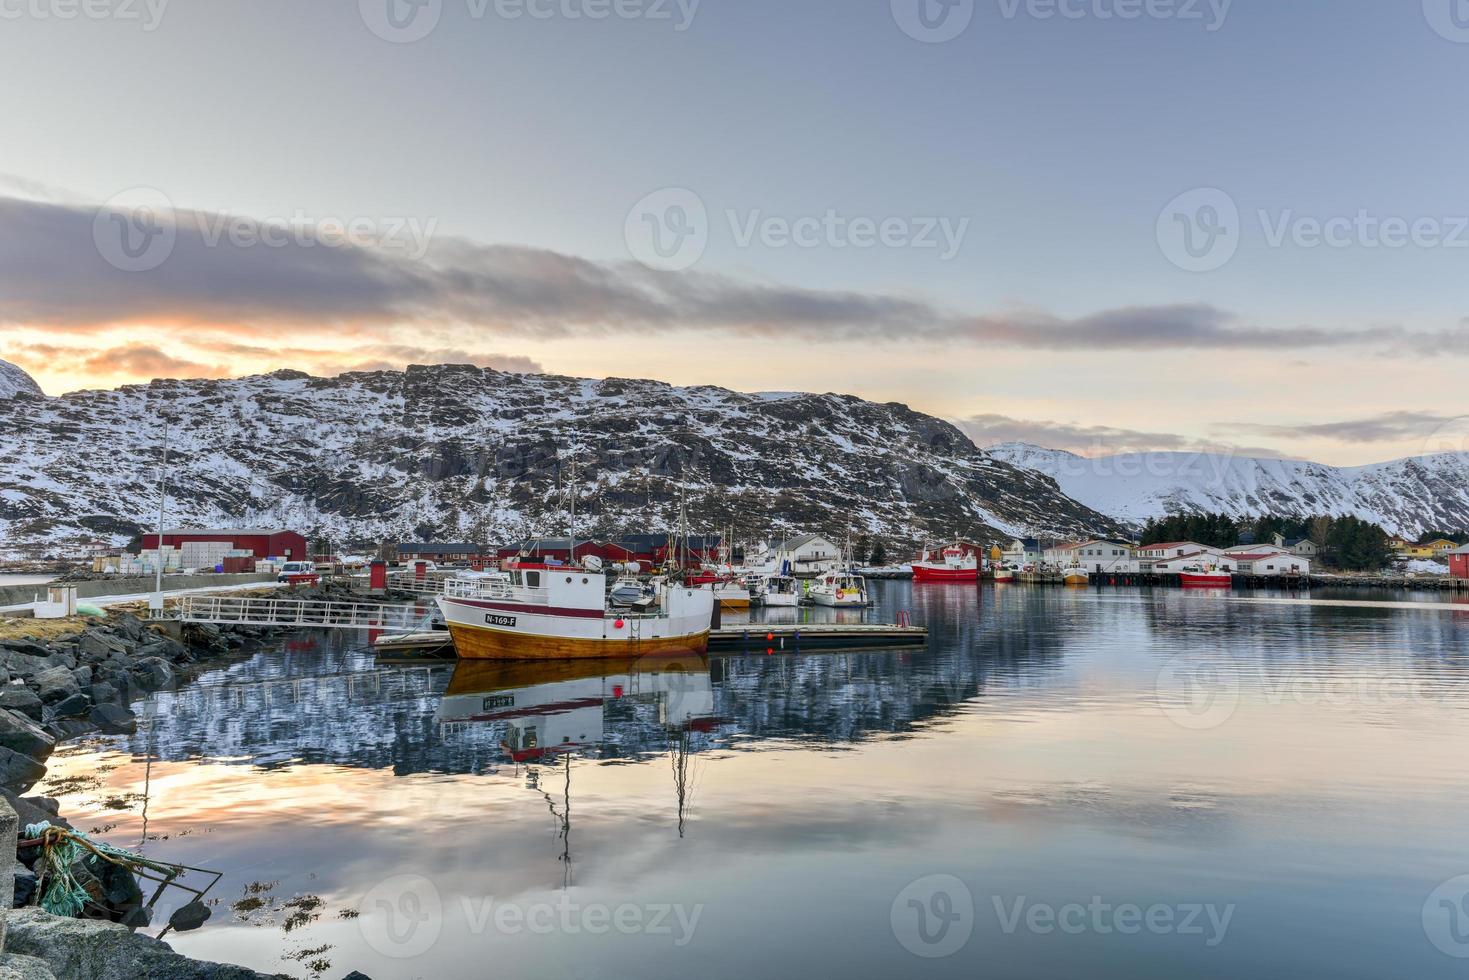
[149,419,170,615]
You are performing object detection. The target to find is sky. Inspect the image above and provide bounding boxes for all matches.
[2,0,1469,465]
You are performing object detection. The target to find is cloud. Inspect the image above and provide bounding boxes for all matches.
[1217,410,1458,444]
[0,192,1459,355]
[4,342,230,382]
[960,413,1285,458]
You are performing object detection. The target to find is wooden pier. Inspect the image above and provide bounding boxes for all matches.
[372,621,928,657]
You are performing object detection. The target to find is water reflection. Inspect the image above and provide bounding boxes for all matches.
[43,582,1469,980]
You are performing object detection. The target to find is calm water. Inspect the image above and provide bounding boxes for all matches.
[45,582,1469,979]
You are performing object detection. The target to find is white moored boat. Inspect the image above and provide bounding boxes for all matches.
[437,557,714,660]
[807,571,868,607]
[759,573,802,607]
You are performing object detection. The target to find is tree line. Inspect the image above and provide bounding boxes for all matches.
[1138,513,1395,571]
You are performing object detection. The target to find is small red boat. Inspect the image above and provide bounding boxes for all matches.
[1179,565,1232,588]
[912,545,978,583]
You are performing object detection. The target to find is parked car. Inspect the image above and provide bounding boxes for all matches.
[277,561,315,582]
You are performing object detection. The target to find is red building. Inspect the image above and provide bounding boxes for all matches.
[496,538,637,565]
[1449,546,1469,578]
[140,528,307,560]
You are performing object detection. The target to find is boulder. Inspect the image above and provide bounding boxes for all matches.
[0,642,48,660]
[0,952,58,980]
[76,634,112,663]
[48,694,92,720]
[0,690,42,723]
[0,792,67,832]
[167,900,210,932]
[88,705,136,736]
[1,907,277,979]
[12,861,36,908]
[85,683,119,707]
[130,659,173,693]
[31,669,78,706]
[112,615,146,642]
[0,749,44,794]
[70,666,93,689]
[0,712,54,763]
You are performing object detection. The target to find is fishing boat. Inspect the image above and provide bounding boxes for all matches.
[992,564,1017,583]
[758,573,802,607]
[1062,562,1090,586]
[686,569,752,610]
[807,570,868,607]
[1179,563,1232,588]
[912,544,978,583]
[437,556,715,660]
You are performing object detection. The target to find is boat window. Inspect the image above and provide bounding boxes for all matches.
[526,571,540,588]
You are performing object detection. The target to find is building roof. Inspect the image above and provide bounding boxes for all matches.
[1139,541,1208,551]
[1282,537,1310,547]
[161,527,295,536]
[1446,545,1469,555]
[776,533,832,551]
[398,542,488,554]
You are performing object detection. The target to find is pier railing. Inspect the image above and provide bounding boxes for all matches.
[176,595,430,632]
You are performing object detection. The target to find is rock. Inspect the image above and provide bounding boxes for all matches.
[0,712,55,763]
[1,907,277,979]
[167,900,210,932]
[0,952,58,980]
[48,694,92,720]
[31,669,78,706]
[76,634,112,663]
[88,704,136,736]
[113,615,145,642]
[70,666,93,688]
[0,690,42,723]
[12,862,36,908]
[130,659,173,693]
[341,973,374,980]
[0,749,45,794]
[85,682,119,706]
[0,792,67,832]
[0,642,48,660]
[41,719,93,742]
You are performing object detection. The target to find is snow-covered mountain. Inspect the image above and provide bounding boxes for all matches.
[0,362,1122,552]
[986,442,1469,537]
[0,359,43,400]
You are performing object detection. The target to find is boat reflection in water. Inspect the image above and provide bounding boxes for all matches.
[435,654,718,760]
[436,654,719,868]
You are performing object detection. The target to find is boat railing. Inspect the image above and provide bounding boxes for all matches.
[443,578,548,603]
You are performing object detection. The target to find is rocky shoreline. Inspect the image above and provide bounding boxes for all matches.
[0,595,373,980]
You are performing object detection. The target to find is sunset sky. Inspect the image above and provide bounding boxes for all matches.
[4,0,1469,465]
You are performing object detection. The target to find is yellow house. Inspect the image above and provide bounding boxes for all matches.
[1398,538,1461,558]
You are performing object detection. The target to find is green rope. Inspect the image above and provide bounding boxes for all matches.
[25,821,181,918]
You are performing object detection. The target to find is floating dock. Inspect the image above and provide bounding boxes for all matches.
[372,621,928,658]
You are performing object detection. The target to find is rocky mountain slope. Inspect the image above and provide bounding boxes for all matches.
[0,361,1121,553]
[987,442,1469,537]
[0,359,42,400]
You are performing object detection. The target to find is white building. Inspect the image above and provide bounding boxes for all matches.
[1136,541,1223,572]
[1068,539,1140,574]
[1002,537,1042,565]
[770,534,842,576]
[1271,534,1319,558]
[1230,551,1311,576]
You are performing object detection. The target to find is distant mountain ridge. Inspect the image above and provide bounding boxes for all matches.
[0,361,1123,552]
[986,441,1469,537]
